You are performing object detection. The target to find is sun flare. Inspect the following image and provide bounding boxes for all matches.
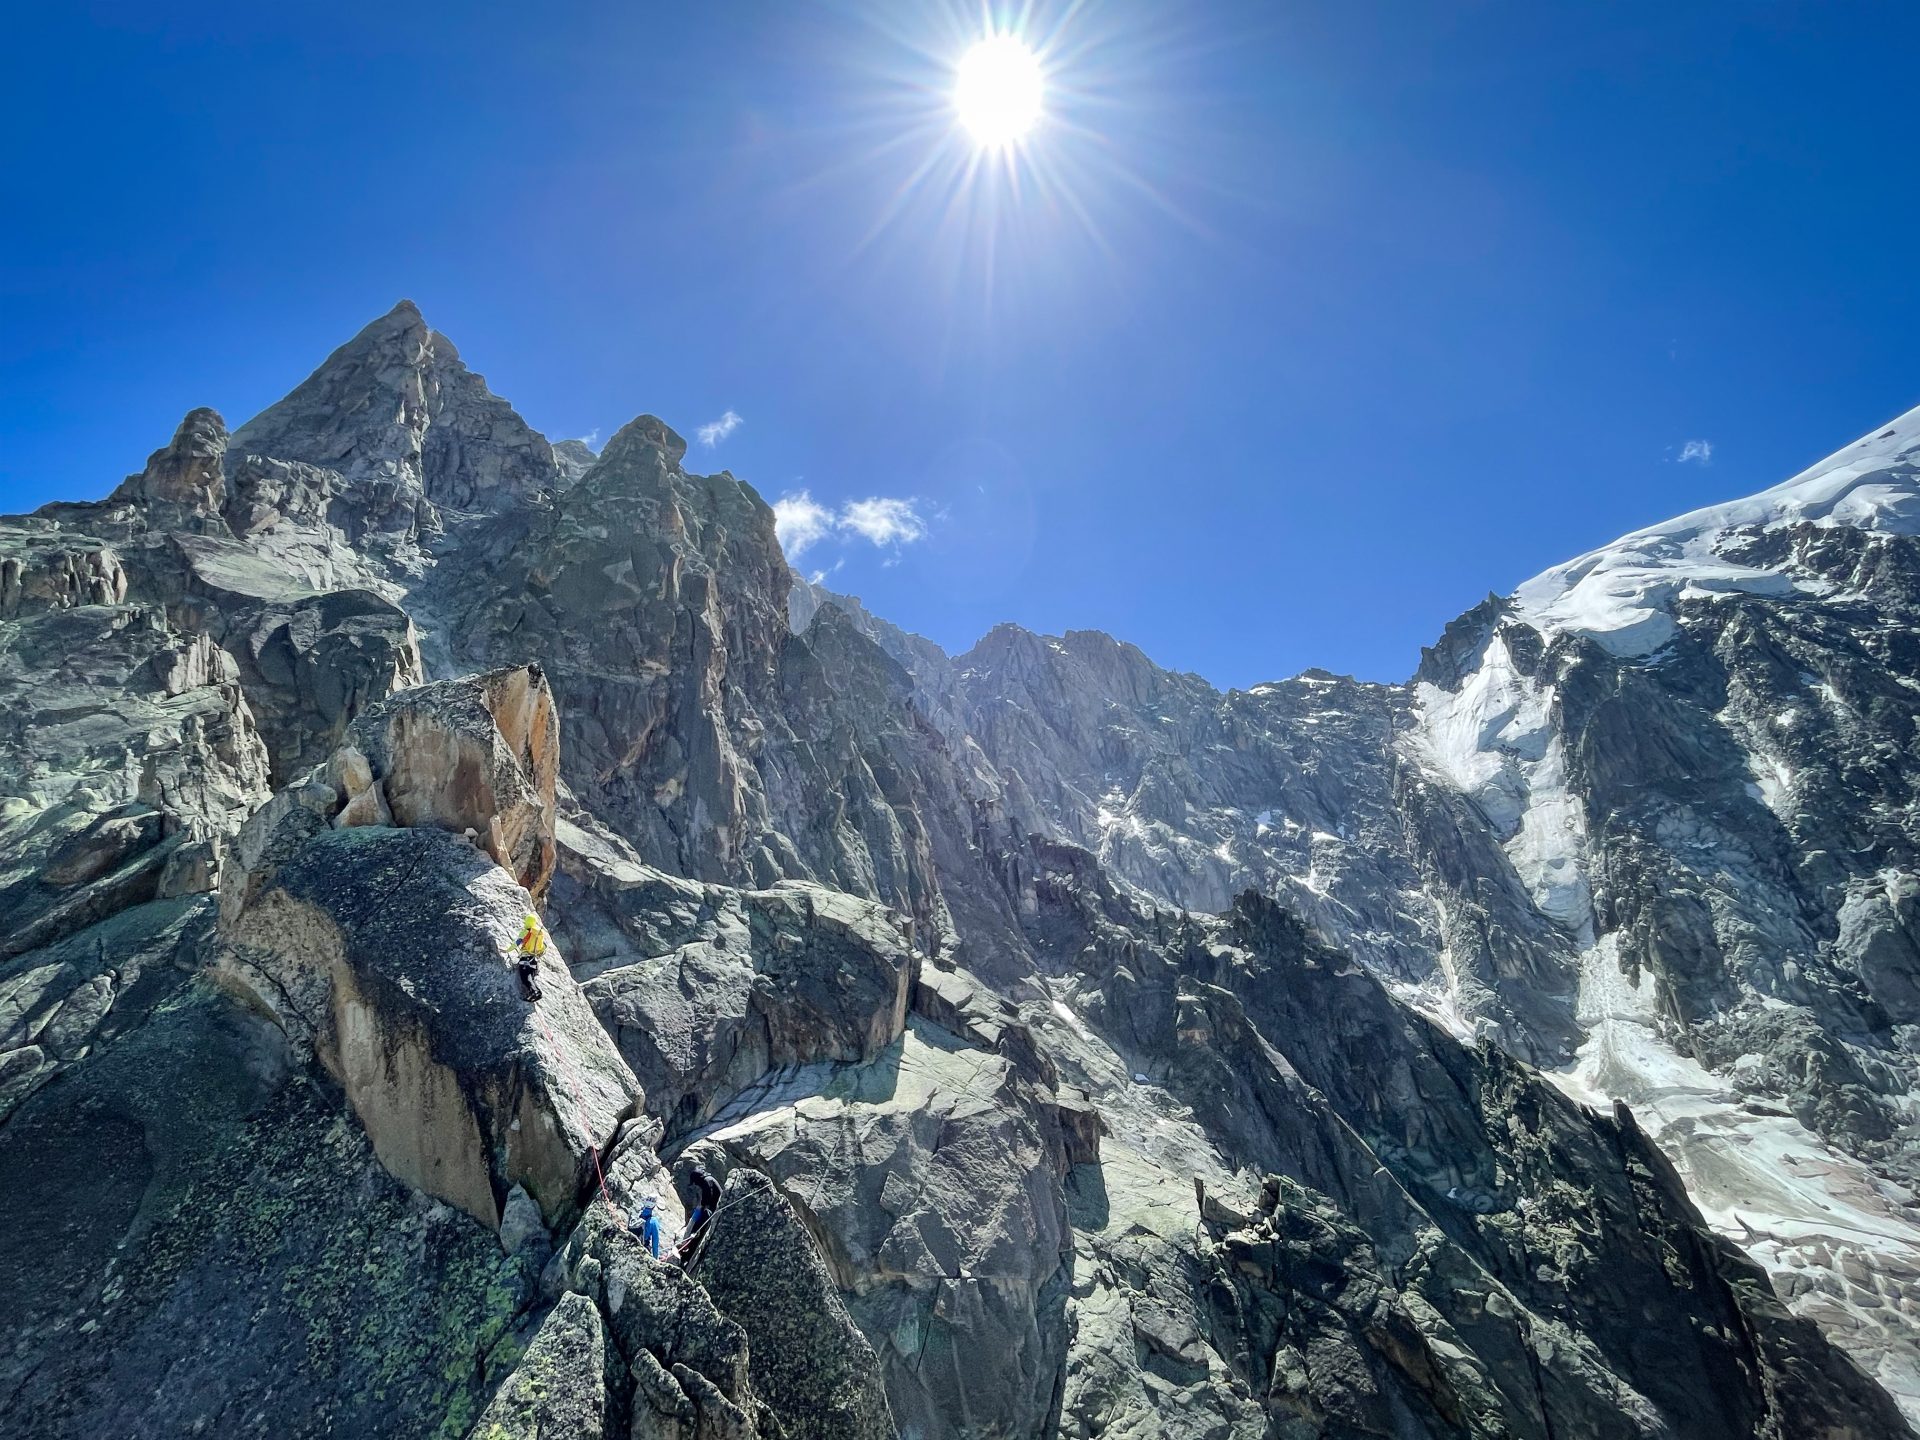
[954,36,1043,149]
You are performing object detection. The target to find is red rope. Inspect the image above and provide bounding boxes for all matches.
[527,998,633,1238]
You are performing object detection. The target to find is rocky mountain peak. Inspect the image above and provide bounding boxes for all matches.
[1511,399,1920,656]
[550,437,598,486]
[6,309,1920,1440]
[230,301,557,515]
[1414,590,1514,687]
[591,413,688,472]
[110,405,229,517]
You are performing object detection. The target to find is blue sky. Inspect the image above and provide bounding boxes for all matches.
[4,2,1918,687]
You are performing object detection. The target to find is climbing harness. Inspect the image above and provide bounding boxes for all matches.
[516,913,548,1002]
[516,958,543,1002]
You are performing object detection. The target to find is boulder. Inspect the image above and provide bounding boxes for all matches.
[693,1168,895,1440]
[583,876,913,1139]
[499,1183,551,1259]
[339,665,560,901]
[221,825,639,1230]
[215,660,633,1238]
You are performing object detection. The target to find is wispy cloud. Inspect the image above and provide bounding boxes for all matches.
[840,497,927,547]
[772,490,931,562]
[697,410,743,447]
[1677,439,1713,465]
[773,490,835,557]
[576,428,600,448]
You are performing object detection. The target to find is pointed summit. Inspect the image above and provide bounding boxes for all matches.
[231,301,557,514]
[551,437,598,487]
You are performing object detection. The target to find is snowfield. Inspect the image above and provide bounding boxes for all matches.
[1514,402,1920,655]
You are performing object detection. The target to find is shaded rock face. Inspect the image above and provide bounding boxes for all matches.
[689,1168,895,1440]
[213,586,425,786]
[5,302,1918,1440]
[432,421,1028,976]
[921,623,1579,1059]
[1020,864,1915,1440]
[0,980,548,1440]
[0,593,268,1004]
[436,414,796,888]
[468,1290,619,1440]
[692,1024,1073,1440]
[579,866,915,1139]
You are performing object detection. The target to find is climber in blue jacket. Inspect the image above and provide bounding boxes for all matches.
[637,1194,663,1259]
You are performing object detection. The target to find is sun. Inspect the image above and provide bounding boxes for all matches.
[954,35,1043,149]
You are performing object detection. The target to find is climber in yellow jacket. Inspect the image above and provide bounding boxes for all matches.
[515,912,546,1002]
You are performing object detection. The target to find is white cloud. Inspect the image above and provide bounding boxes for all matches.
[1677,439,1713,465]
[577,428,601,447]
[697,410,743,447]
[773,489,835,557]
[839,496,928,547]
[771,490,931,562]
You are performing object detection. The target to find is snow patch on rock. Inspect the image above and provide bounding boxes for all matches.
[1412,634,1593,932]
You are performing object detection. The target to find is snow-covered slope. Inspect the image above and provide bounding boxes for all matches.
[1515,402,1920,655]
[1408,398,1920,1413]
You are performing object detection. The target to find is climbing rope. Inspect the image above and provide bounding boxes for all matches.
[518,953,791,1266]
[525,997,634,1239]
[524,985,781,1258]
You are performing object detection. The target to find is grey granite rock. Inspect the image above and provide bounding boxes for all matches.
[232,299,559,517]
[692,1167,895,1440]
